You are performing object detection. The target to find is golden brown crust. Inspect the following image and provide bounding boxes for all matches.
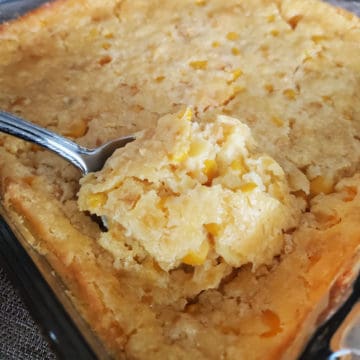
[0,0,360,359]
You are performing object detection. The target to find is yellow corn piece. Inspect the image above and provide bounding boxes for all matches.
[89,28,99,38]
[322,95,333,105]
[183,107,193,121]
[271,116,284,127]
[212,41,220,48]
[98,55,112,66]
[102,42,111,50]
[260,310,281,338]
[64,119,88,138]
[262,156,276,167]
[310,176,334,196]
[239,182,257,192]
[182,241,209,266]
[195,0,207,5]
[231,47,241,56]
[87,192,108,208]
[203,159,219,182]
[267,14,276,23]
[264,83,274,93]
[270,29,279,37]
[283,88,297,100]
[311,35,327,43]
[342,186,357,202]
[230,158,247,173]
[232,85,245,96]
[104,32,114,39]
[188,140,206,157]
[157,195,169,210]
[189,60,208,70]
[233,68,243,79]
[204,223,220,237]
[226,32,239,41]
[176,107,193,121]
[169,148,188,163]
[155,75,165,83]
[287,14,303,30]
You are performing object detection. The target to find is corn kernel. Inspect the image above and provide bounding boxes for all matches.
[226,32,239,41]
[102,42,111,50]
[98,55,112,66]
[203,159,219,182]
[155,75,165,83]
[157,195,169,209]
[311,35,327,43]
[212,41,220,48]
[288,14,303,30]
[239,182,257,192]
[177,107,193,121]
[310,176,334,196]
[270,29,279,37]
[89,28,99,38]
[169,148,188,163]
[188,140,206,157]
[283,88,297,100]
[195,0,207,5]
[322,95,333,105]
[64,119,88,138]
[104,32,114,39]
[267,14,276,23]
[342,186,357,202]
[88,192,108,208]
[271,116,284,127]
[232,85,245,95]
[264,83,274,93]
[260,310,282,338]
[204,223,220,237]
[232,69,243,81]
[231,47,241,56]
[189,60,208,70]
[302,49,314,63]
[182,241,209,266]
[230,158,247,173]
[262,157,276,167]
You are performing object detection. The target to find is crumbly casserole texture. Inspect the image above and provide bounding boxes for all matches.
[0,0,360,359]
[79,109,300,278]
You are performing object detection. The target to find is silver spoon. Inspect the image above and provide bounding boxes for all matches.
[0,110,135,229]
[0,110,134,174]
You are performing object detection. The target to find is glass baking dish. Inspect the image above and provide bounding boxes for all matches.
[0,0,359,359]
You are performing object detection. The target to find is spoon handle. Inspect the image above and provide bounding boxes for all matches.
[0,110,90,174]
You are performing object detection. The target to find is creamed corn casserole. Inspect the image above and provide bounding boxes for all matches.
[0,0,360,359]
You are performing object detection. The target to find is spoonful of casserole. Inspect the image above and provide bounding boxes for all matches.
[78,108,299,274]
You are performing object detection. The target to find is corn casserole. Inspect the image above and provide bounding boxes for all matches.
[0,0,360,359]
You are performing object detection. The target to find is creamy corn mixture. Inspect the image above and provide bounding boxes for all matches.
[79,109,299,274]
